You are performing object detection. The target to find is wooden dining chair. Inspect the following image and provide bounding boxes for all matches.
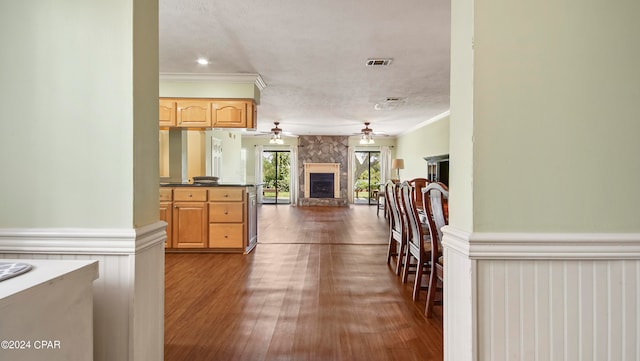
[408,178,429,209]
[422,182,449,317]
[399,181,432,301]
[384,181,405,275]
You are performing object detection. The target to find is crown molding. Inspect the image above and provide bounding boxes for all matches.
[159,72,267,90]
[399,110,450,136]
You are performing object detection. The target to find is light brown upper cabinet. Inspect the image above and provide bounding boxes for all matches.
[176,100,212,127]
[160,98,256,129]
[212,100,250,128]
[159,99,176,127]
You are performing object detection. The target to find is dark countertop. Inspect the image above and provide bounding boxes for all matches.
[160,183,256,187]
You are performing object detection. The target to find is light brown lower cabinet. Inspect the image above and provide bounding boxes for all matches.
[160,186,257,253]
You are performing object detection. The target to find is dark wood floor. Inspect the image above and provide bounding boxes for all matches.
[165,205,443,361]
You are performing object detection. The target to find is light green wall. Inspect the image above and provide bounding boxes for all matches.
[242,136,299,183]
[395,115,450,181]
[347,136,397,150]
[0,0,157,228]
[473,0,640,232]
[159,81,260,101]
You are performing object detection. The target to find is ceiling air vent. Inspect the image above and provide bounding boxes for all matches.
[374,97,405,110]
[366,58,393,66]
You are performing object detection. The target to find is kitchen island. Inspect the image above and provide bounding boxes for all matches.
[159,184,257,253]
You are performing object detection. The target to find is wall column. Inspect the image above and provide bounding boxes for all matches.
[0,0,163,360]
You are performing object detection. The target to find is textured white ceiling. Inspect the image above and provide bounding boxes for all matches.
[159,0,451,137]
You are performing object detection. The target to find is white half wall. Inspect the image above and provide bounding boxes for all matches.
[443,227,640,361]
[0,222,166,361]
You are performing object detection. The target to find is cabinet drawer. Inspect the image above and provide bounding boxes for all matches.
[208,188,244,201]
[173,188,208,201]
[159,188,173,201]
[209,224,243,248]
[209,203,244,222]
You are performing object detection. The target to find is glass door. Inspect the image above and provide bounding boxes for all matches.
[262,150,291,204]
[353,151,381,205]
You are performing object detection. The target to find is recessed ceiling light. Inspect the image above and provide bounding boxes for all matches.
[196,58,209,65]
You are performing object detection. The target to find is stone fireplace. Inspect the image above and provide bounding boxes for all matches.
[297,135,349,206]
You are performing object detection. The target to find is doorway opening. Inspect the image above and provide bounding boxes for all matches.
[262,150,291,204]
[353,151,381,205]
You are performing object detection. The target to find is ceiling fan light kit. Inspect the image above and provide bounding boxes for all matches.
[269,121,284,144]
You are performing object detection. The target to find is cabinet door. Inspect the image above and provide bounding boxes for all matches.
[211,100,247,128]
[159,99,176,127]
[176,100,212,127]
[172,202,208,248]
[159,201,173,248]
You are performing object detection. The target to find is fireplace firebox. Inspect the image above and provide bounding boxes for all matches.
[309,173,334,198]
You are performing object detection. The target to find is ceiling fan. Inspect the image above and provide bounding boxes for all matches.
[359,122,375,144]
[269,121,284,144]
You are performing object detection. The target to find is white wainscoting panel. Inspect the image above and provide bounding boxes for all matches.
[442,227,640,361]
[476,259,640,361]
[0,221,166,361]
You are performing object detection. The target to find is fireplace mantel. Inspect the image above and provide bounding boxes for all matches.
[304,163,340,198]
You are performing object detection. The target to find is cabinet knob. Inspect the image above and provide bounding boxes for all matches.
[224,210,228,215]
[224,193,228,197]
[188,194,192,197]
[224,235,228,238]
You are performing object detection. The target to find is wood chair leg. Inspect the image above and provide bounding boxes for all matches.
[386,234,394,265]
[412,260,423,301]
[395,241,405,276]
[425,268,439,317]
[402,252,411,283]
